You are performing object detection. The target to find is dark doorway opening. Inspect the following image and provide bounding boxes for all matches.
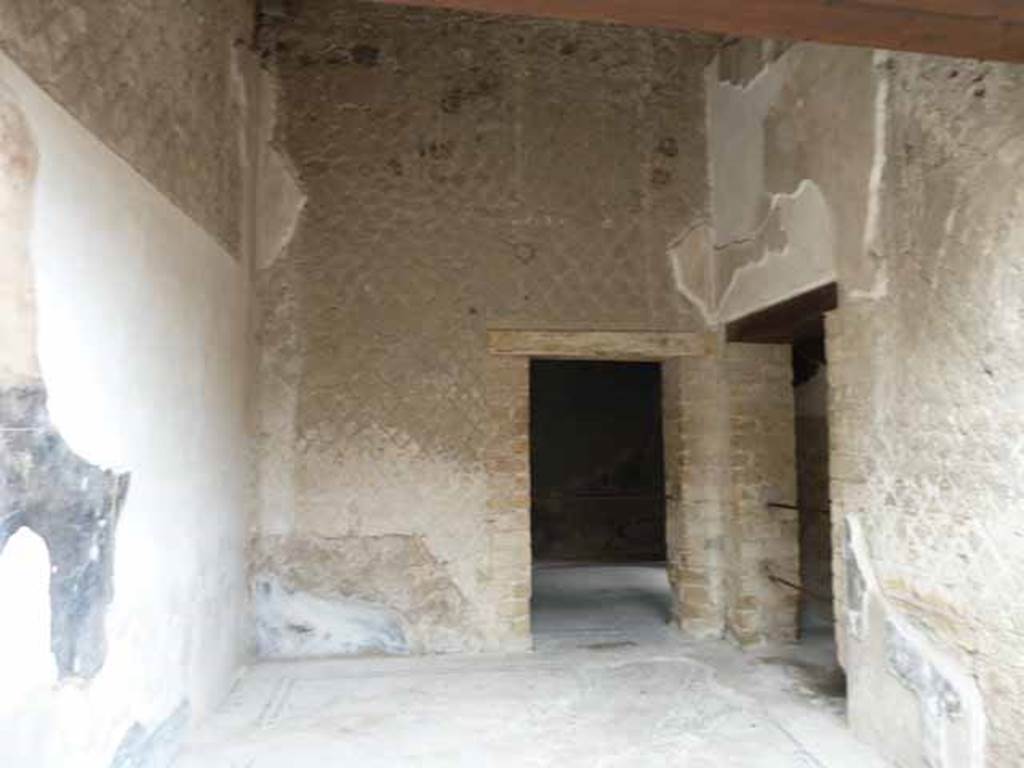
[792,332,834,637]
[528,359,671,646]
[529,360,666,563]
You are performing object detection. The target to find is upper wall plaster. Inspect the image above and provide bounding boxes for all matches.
[0,53,250,767]
[675,41,878,325]
[253,0,717,654]
[0,0,254,252]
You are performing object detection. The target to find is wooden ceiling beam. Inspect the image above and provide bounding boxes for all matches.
[373,0,1024,62]
[725,283,838,345]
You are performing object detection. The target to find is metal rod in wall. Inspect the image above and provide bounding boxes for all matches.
[765,502,831,515]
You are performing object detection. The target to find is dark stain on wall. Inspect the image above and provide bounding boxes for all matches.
[350,44,381,67]
[0,383,129,679]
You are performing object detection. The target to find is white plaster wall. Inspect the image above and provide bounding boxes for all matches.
[0,53,249,767]
[679,43,877,326]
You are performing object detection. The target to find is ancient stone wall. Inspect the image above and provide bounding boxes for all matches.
[831,52,1024,767]
[705,38,1024,767]
[722,343,798,644]
[0,0,253,252]
[662,341,798,644]
[253,0,717,653]
[664,353,728,636]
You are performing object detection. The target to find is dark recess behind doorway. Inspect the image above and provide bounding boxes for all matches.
[530,360,666,563]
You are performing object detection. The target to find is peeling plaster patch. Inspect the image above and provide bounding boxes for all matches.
[846,256,889,303]
[843,521,868,640]
[259,146,306,271]
[253,576,408,658]
[704,43,878,324]
[232,46,307,272]
[886,620,961,719]
[1,383,130,679]
[717,179,836,323]
[849,51,892,303]
[845,517,985,768]
[667,223,715,325]
[714,39,793,93]
[862,52,890,259]
[109,700,191,768]
[252,533,474,654]
[672,179,838,326]
[884,616,985,768]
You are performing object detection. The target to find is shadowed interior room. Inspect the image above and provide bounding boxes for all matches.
[1,1,1022,766]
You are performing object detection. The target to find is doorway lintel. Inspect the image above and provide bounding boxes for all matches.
[488,329,715,361]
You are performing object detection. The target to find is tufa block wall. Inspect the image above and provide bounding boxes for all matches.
[666,344,799,645]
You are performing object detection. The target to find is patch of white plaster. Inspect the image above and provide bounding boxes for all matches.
[259,147,305,270]
[232,47,307,274]
[717,179,836,323]
[845,517,985,768]
[672,178,838,326]
[705,54,784,245]
[862,51,890,267]
[667,223,715,325]
[253,577,409,658]
[848,52,891,303]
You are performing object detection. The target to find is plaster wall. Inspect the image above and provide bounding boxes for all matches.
[704,39,1024,767]
[0,0,253,252]
[676,41,878,324]
[831,53,1024,767]
[253,1,716,654]
[0,52,250,768]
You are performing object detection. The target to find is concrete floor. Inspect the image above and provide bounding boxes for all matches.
[176,564,886,767]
